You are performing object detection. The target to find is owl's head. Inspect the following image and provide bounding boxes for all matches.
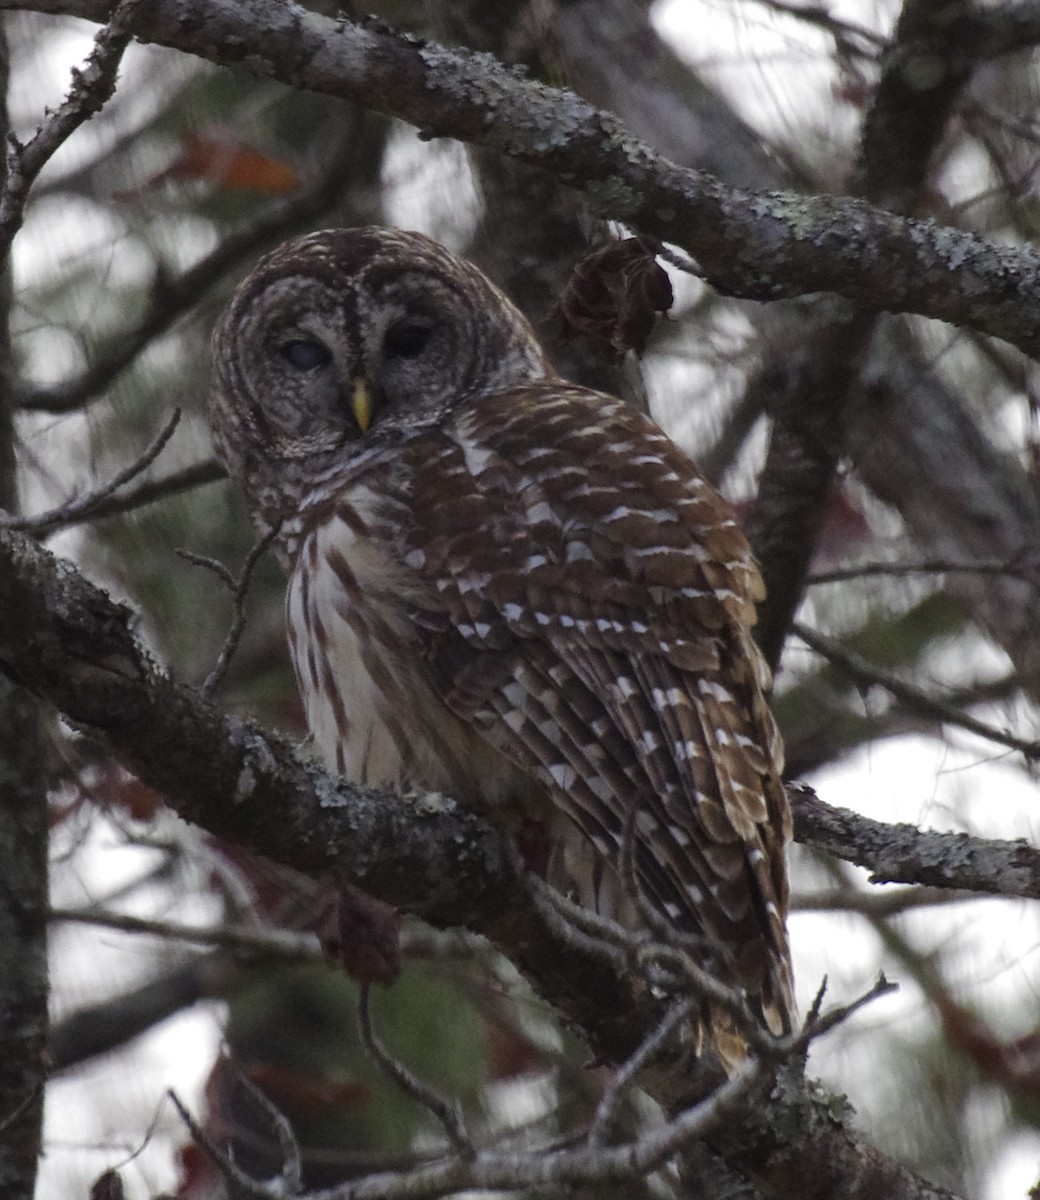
[209,227,552,517]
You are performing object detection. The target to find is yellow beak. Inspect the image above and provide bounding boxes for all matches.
[351,379,373,433]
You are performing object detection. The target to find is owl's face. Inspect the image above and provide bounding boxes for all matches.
[209,227,551,518]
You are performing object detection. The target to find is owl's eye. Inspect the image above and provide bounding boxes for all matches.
[383,319,435,360]
[278,339,332,371]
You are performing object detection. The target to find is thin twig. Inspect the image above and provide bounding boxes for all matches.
[791,885,986,917]
[639,942,775,1058]
[49,903,485,968]
[204,523,281,697]
[615,810,772,1051]
[529,873,771,1060]
[40,458,225,531]
[48,905,321,960]
[797,973,897,1044]
[793,621,1040,761]
[0,2,133,257]
[168,1090,261,1193]
[176,547,234,590]
[807,555,1040,585]
[224,1051,303,1196]
[526,874,634,970]
[177,522,282,698]
[588,995,695,1146]
[357,983,474,1159]
[744,0,886,55]
[0,1082,43,1139]
[0,408,183,534]
[168,973,894,1200]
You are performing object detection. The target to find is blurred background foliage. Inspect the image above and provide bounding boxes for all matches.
[8,2,1040,1197]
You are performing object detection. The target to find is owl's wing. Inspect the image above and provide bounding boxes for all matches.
[399,382,793,1033]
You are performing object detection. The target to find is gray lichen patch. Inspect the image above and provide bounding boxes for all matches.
[410,789,459,817]
[583,176,639,217]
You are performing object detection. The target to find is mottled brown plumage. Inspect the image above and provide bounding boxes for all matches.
[209,227,795,1051]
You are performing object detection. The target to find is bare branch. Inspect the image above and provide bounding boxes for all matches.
[588,996,695,1147]
[167,1056,775,1200]
[791,886,986,917]
[225,1052,304,1198]
[808,555,1040,585]
[168,976,899,1200]
[176,523,281,698]
[792,621,1040,760]
[963,0,1040,59]
[38,459,225,531]
[0,4,131,257]
[3,1,1040,355]
[48,905,320,959]
[0,408,182,535]
[526,875,631,972]
[796,973,898,1044]
[48,951,250,1072]
[745,1,885,56]
[50,903,486,965]
[0,514,970,1198]
[791,783,1040,899]
[357,984,473,1160]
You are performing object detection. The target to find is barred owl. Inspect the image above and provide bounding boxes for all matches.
[209,227,794,1049]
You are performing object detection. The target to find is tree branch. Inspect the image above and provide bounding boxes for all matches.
[792,621,1040,760]
[0,527,965,1200]
[791,784,1040,898]
[5,0,1040,355]
[0,24,46,1200]
[43,457,225,529]
[0,3,130,257]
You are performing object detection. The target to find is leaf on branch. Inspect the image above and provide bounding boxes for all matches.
[557,237,673,361]
[319,879,401,985]
[89,1169,125,1200]
[116,132,300,200]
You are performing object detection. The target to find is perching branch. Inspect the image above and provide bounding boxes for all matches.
[0,524,969,1200]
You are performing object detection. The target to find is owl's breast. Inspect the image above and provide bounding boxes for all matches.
[286,496,532,815]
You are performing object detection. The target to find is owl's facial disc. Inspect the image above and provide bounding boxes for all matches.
[209,227,554,494]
